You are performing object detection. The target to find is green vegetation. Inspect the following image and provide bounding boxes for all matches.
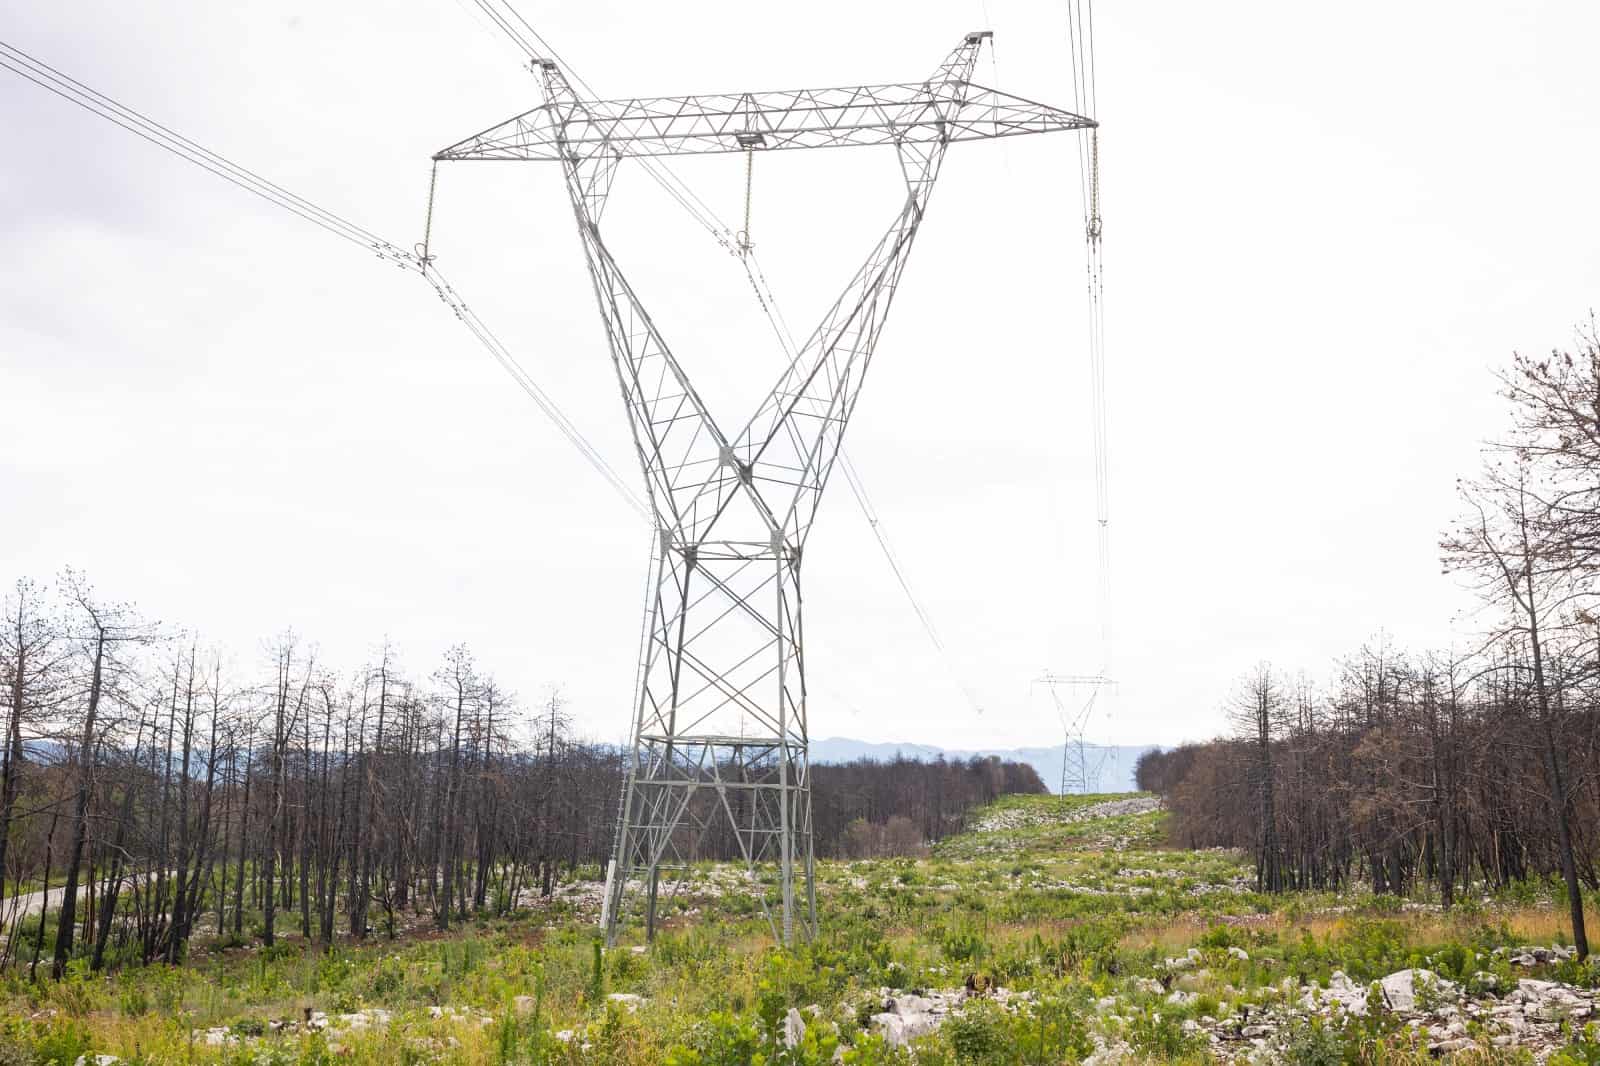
[0,794,1595,1063]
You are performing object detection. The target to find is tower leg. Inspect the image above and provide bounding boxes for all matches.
[602,538,813,946]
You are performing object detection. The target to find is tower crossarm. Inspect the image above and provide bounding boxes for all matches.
[718,34,991,546]
[433,41,1094,163]
[435,31,1100,948]
[535,58,755,541]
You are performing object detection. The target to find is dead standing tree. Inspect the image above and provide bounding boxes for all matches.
[52,571,159,978]
[432,645,477,931]
[1443,456,1590,959]
[1499,322,1600,865]
[1229,664,1289,892]
[261,635,313,948]
[1499,320,1600,578]
[535,689,571,899]
[1,579,66,924]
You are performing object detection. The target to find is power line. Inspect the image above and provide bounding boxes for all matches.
[421,267,648,517]
[0,48,393,260]
[454,0,987,716]
[7,16,995,724]
[440,30,1080,945]
[0,37,649,522]
[1066,0,1112,670]
[1029,0,1113,763]
[466,0,740,248]
[4,28,926,729]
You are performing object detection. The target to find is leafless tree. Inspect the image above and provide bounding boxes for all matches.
[1444,456,1589,958]
[1228,664,1289,891]
[51,570,159,978]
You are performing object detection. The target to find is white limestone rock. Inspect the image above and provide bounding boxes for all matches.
[784,1008,806,1049]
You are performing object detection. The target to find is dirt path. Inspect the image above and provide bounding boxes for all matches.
[2,868,175,921]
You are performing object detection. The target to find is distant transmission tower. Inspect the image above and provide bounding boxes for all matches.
[1036,673,1115,795]
[437,33,1095,946]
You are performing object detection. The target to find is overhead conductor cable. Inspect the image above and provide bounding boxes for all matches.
[0,37,647,522]
[455,0,987,717]
[1067,0,1112,672]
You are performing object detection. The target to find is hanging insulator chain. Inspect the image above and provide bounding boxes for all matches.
[1086,130,1102,243]
[418,160,440,269]
[738,146,755,257]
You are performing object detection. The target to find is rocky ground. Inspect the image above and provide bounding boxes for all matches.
[16,794,1599,1065]
[1170,946,1591,1062]
[972,795,1164,834]
[843,943,1593,1062]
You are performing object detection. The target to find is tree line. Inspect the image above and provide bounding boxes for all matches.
[1138,321,1600,960]
[813,755,1046,859]
[0,574,1041,976]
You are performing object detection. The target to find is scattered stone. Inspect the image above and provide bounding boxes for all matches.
[867,984,1032,1048]
[606,993,644,1012]
[783,1008,806,1049]
[1083,1034,1134,1065]
[1515,979,1591,1022]
[871,1011,939,1047]
[1496,945,1575,967]
[1378,968,1452,1013]
[972,795,1161,833]
[337,1009,394,1031]
[888,994,936,1015]
[1319,970,1370,1016]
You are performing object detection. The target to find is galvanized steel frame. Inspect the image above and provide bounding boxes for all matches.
[436,32,1094,946]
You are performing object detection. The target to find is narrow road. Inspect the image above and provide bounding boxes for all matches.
[2,869,175,920]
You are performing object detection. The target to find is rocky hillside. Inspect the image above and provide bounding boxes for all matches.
[2,792,1597,1065]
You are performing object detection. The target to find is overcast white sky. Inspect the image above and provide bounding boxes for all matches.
[5,0,1599,750]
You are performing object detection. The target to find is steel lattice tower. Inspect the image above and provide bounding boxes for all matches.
[1037,673,1116,795]
[436,33,1095,946]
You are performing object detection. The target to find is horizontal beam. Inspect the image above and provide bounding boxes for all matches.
[435,82,1093,161]
[638,733,805,749]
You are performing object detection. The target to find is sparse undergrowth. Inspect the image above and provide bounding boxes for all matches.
[0,793,1596,1064]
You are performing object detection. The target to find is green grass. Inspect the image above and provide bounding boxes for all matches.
[0,793,1594,1065]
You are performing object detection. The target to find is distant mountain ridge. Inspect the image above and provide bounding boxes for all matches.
[810,737,1158,795]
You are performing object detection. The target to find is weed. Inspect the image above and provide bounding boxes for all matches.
[1279,1017,1348,1066]
[1552,1023,1600,1066]
[588,939,605,1003]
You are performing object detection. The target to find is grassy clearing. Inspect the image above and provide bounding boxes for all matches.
[1,794,1597,1064]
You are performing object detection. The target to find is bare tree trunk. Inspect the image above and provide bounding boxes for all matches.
[93,708,153,971]
[233,730,252,938]
[52,631,104,979]
[300,688,313,939]
[0,581,50,921]
[218,731,232,937]
[1519,509,1590,959]
[32,803,60,981]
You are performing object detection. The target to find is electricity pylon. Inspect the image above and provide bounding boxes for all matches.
[1036,673,1115,795]
[436,33,1095,946]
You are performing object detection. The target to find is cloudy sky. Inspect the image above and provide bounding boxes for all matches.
[4,0,1599,751]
